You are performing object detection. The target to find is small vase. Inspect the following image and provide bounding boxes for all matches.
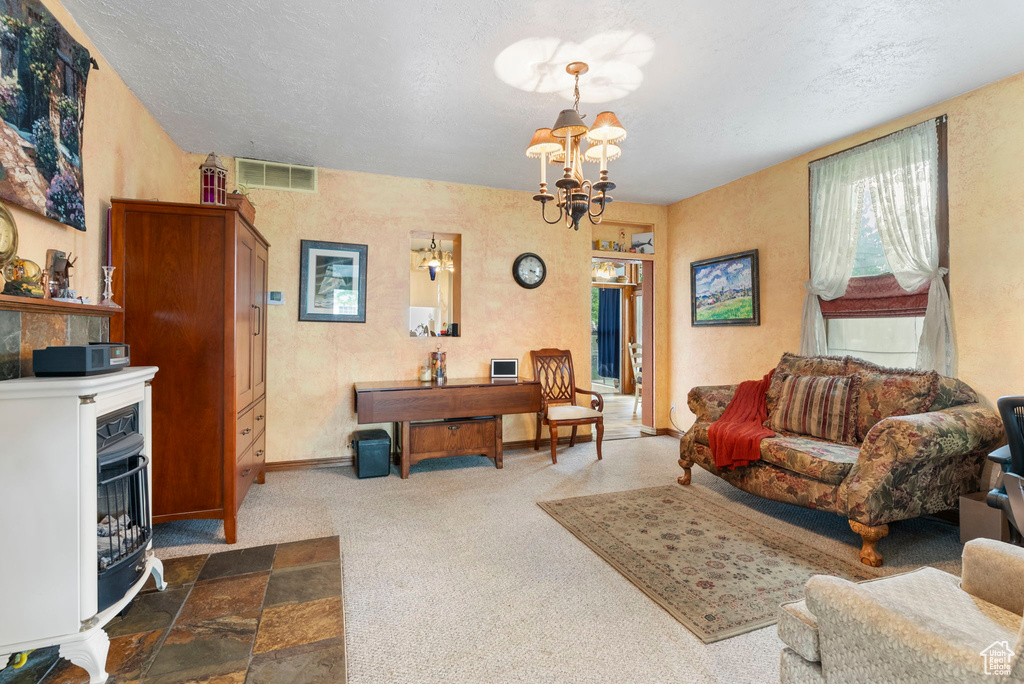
[100,266,120,308]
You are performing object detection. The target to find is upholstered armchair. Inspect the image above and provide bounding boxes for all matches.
[778,538,1024,683]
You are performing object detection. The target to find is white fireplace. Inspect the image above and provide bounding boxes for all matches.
[0,366,165,684]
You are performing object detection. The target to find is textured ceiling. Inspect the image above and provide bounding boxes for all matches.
[63,0,1024,205]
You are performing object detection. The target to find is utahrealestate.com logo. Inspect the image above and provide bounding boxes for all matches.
[981,641,1014,676]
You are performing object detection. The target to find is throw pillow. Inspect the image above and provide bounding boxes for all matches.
[765,352,848,421]
[769,372,861,445]
[856,368,940,440]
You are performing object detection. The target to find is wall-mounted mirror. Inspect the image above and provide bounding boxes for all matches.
[409,232,461,337]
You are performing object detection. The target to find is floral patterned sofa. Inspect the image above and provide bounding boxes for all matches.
[678,353,1004,566]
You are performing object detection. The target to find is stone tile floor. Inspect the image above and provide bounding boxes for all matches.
[0,536,344,684]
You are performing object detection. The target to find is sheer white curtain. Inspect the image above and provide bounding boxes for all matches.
[800,118,953,375]
[799,156,863,356]
[861,119,954,375]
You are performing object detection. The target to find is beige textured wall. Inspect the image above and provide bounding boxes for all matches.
[668,71,1024,428]
[11,0,191,302]
[188,157,669,463]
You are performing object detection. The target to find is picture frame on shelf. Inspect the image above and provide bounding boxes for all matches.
[631,232,654,254]
[691,249,760,327]
[299,240,367,322]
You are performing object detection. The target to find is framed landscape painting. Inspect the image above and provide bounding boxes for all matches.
[299,240,367,322]
[691,249,760,326]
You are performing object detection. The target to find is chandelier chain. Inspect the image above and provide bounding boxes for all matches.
[573,73,580,113]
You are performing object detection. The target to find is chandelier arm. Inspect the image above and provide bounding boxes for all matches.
[540,199,563,225]
[588,197,609,223]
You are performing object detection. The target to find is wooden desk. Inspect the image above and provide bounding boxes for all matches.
[354,377,542,478]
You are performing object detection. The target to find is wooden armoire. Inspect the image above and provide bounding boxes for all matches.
[110,199,269,543]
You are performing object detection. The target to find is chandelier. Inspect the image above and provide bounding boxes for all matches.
[415,234,454,281]
[525,62,626,230]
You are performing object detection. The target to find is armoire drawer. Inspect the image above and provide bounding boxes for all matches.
[236,409,254,459]
[252,431,266,470]
[236,447,255,507]
[253,397,267,437]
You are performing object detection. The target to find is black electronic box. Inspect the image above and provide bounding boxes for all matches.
[32,342,130,377]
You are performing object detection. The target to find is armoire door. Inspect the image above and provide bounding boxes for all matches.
[252,240,268,400]
[236,228,255,409]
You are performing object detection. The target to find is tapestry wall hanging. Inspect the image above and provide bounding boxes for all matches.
[0,1,91,231]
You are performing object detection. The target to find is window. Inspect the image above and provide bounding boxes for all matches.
[806,117,950,371]
[825,189,930,363]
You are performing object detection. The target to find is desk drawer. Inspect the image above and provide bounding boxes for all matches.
[410,418,496,457]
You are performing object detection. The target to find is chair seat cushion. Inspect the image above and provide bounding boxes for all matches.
[760,436,860,485]
[778,599,820,662]
[548,405,602,421]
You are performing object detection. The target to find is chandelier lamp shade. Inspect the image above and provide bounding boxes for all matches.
[199,152,228,206]
[526,62,626,230]
[413,234,454,281]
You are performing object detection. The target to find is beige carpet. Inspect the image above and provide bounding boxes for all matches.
[540,485,877,643]
[153,437,963,684]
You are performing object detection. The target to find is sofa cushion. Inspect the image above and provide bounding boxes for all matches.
[769,373,861,445]
[854,367,940,440]
[932,375,980,411]
[760,435,860,485]
[778,599,820,662]
[766,352,848,421]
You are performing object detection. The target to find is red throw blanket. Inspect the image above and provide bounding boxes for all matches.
[708,370,775,470]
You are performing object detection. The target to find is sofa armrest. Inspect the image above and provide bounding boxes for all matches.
[687,384,737,424]
[840,403,1004,526]
[961,538,1024,616]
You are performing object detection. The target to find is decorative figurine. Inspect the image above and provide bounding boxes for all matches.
[1,257,43,297]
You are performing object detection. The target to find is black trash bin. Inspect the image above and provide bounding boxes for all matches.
[353,429,391,478]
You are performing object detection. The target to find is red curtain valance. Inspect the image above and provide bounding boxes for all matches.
[820,273,929,319]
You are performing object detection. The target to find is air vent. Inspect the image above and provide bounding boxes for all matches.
[236,158,317,193]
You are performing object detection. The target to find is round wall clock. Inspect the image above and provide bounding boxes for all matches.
[0,203,17,270]
[513,252,546,289]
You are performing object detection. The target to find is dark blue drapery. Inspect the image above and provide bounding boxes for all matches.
[597,288,620,380]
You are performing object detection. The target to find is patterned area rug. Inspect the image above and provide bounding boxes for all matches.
[539,485,877,643]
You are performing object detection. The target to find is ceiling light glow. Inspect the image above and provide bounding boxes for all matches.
[494,31,654,103]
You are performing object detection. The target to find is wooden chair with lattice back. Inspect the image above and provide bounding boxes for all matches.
[530,348,605,464]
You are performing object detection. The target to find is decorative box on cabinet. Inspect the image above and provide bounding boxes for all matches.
[110,199,270,543]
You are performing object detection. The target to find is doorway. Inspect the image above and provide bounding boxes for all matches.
[590,259,648,440]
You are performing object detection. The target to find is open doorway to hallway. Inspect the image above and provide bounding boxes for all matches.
[590,259,648,440]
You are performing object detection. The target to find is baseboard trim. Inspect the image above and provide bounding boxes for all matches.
[266,456,353,472]
[657,428,685,439]
[504,434,594,450]
[268,434,604,471]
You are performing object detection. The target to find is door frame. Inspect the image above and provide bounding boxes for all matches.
[589,255,655,431]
